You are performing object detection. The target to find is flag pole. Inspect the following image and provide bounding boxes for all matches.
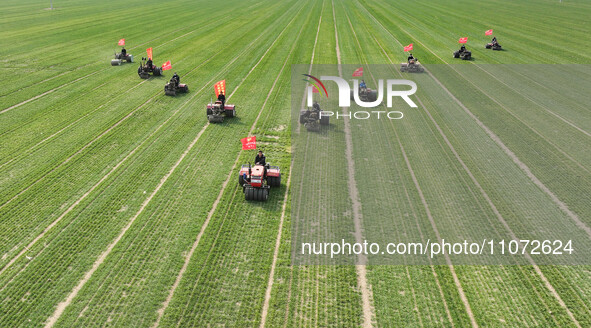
[50,0,53,9]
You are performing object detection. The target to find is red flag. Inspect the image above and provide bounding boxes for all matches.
[162,61,172,70]
[353,67,363,77]
[118,39,125,46]
[146,47,153,60]
[241,136,256,150]
[403,43,413,52]
[485,29,493,36]
[312,86,319,93]
[214,80,226,97]
[458,37,468,44]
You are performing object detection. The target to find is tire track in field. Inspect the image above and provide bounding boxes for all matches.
[360,8,585,326]
[151,5,308,326]
[0,7,293,278]
[0,78,149,170]
[331,2,375,327]
[344,9,457,327]
[42,3,307,326]
[0,63,93,99]
[473,65,591,138]
[0,71,100,114]
[259,3,323,326]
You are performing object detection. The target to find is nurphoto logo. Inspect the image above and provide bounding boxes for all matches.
[304,74,418,108]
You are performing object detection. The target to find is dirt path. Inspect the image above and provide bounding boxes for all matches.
[332,2,375,327]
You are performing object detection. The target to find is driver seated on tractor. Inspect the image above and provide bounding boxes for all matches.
[121,48,127,56]
[407,53,415,64]
[460,45,466,52]
[171,72,180,87]
[359,80,367,95]
[255,150,266,166]
[491,36,497,45]
[146,58,153,69]
[312,101,321,113]
[217,92,226,109]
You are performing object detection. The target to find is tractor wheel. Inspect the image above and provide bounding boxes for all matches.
[239,174,245,186]
[320,114,329,126]
[181,85,188,93]
[299,111,307,124]
[268,174,281,187]
[453,51,460,58]
[368,90,378,102]
[225,109,235,117]
[153,67,162,76]
[245,187,254,200]
[111,59,122,66]
[207,107,213,115]
[127,55,134,62]
[350,89,355,101]
[261,189,269,201]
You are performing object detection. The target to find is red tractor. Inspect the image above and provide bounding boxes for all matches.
[238,163,281,201]
[206,101,236,123]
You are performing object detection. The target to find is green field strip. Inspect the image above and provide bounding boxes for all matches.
[354,0,591,232]
[0,0,589,327]
[0,0,300,290]
[340,1,588,326]
[52,1,312,326]
[0,0,297,225]
[0,1,314,326]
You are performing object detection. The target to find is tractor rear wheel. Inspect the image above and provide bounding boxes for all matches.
[268,175,281,187]
[239,174,245,186]
[245,187,254,200]
[153,67,162,76]
[225,109,235,117]
[320,114,329,126]
[262,188,269,201]
[255,188,268,201]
